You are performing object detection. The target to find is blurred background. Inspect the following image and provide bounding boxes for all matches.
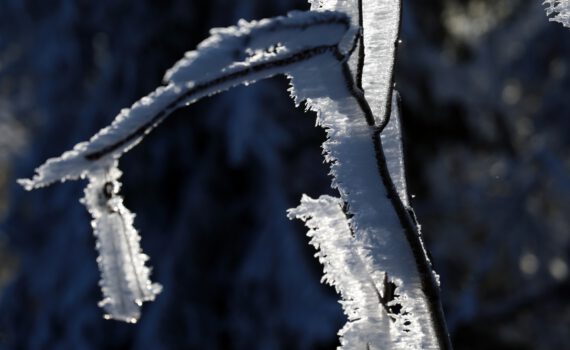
[0,0,569,349]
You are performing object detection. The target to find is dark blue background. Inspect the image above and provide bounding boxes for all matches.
[0,0,569,349]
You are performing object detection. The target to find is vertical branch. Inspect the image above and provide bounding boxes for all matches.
[359,0,452,347]
[340,53,452,347]
[372,126,453,349]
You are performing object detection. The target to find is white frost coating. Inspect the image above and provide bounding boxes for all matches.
[287,50,439,348]
[83,166,162,323]
[20,9,359,325]
[381,90,409,207]
[18,86,181,190]
[19,10,353,190]
[20,5,442,343]
[288,195,396,348]
[308,0,361,78]
[361,0,401,125]
[310,0,401,126]
[544,0,570,27]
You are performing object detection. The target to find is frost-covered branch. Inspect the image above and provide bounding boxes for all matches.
[299,1,451,348]
[83,168,162,323]
[19,11,355,189]
[290,88,450,348]
[544,0,570,27]
[19,10,358,323]
[288,195,395,348]
[310,0,401,127]
[19,4,451,348]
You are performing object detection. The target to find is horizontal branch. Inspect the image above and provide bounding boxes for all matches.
[20,11,356,190]
[85,44,342,161]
